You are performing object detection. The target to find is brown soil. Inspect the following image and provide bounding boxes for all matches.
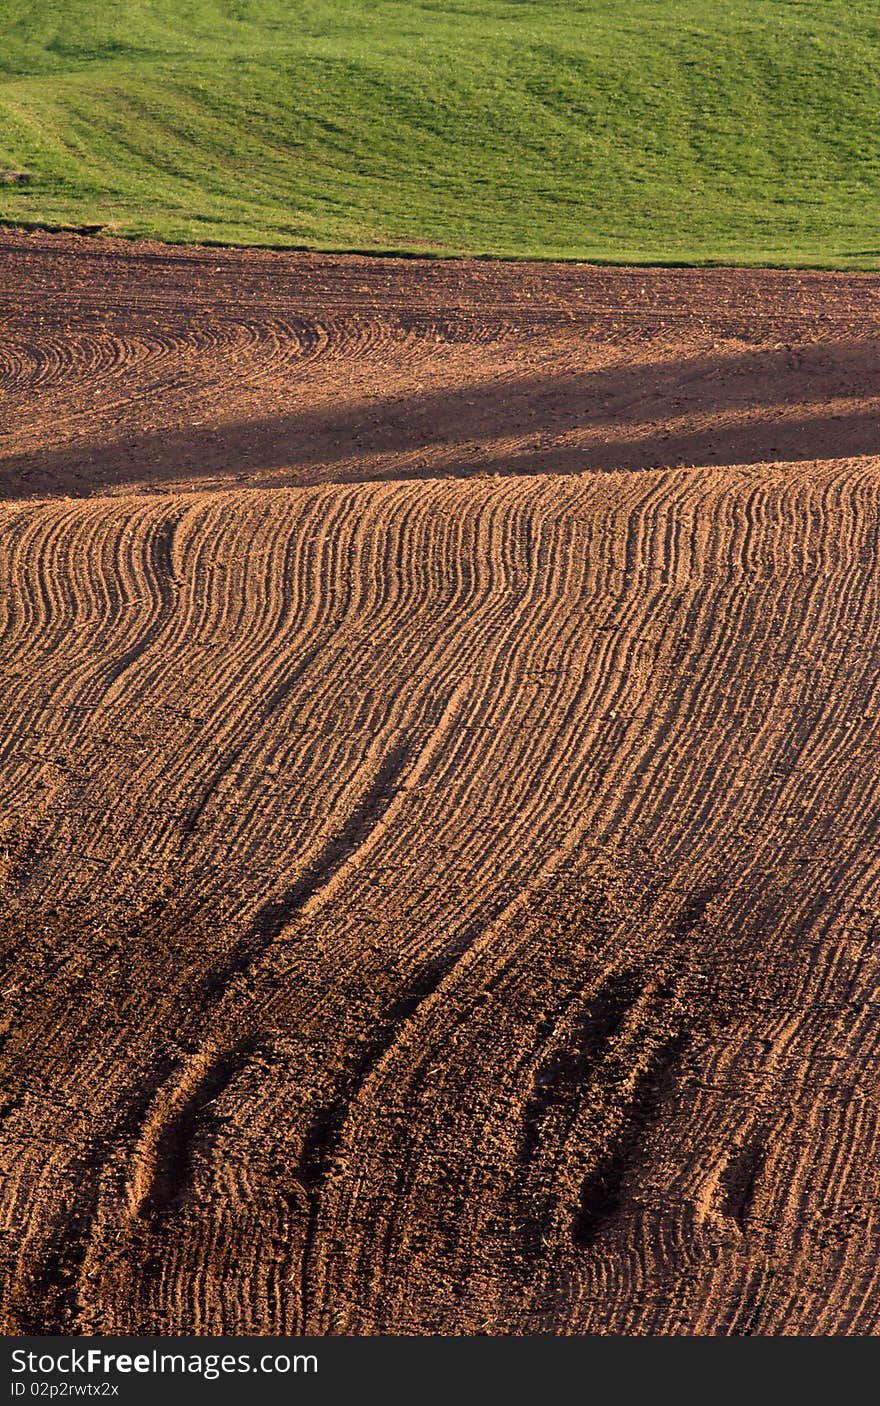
[1,228,880,1335]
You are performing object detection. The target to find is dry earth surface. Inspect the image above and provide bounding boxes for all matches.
[1,230,880,1334]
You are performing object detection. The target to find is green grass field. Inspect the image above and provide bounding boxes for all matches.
[1,0,878,266]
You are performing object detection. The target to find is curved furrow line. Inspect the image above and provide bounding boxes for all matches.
[186,483,548,933]
[0,504,170,778]
[0,501,192,896]
[656,472,876,878]
[162,483,455,886]
[593,474,829,857]
[0,314,329,405]
[31,488,359,901]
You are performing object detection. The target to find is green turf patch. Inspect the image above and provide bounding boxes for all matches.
[1,0,878,266]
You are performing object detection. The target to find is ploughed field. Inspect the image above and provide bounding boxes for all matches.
[2,231,880,1335]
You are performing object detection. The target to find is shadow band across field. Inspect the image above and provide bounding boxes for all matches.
[2,340,879,497]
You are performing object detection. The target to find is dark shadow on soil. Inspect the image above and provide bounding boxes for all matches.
[2,340,878,498]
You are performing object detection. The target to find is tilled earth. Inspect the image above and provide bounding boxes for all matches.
[1,230,880,1334]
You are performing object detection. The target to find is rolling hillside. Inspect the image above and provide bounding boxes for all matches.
[1,0,879,265]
